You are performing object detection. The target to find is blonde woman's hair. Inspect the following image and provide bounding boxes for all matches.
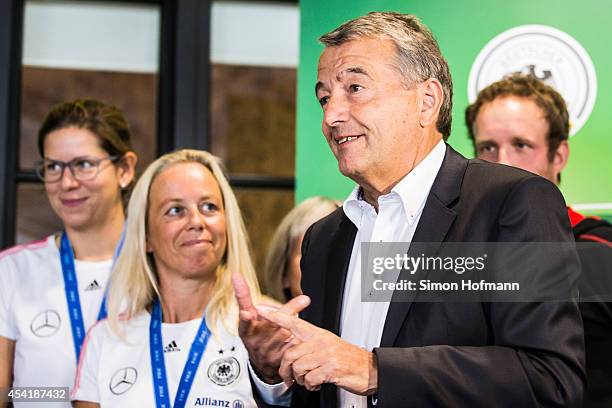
[108,149,260,336]
[263,196,340,302]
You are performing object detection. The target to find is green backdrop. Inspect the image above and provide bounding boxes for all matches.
[295,0,612,220]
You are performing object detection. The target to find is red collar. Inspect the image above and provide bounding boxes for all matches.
[567,207,585,228]
[567,206,601,227]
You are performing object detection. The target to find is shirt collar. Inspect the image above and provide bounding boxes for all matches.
[343,139,446,227]
[343,184,368,227]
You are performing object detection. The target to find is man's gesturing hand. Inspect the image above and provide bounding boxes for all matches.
[257,305,378,395]
[231,273,310,384]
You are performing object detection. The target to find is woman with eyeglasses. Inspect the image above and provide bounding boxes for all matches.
[0,99,137,407]
[71,150,261,407]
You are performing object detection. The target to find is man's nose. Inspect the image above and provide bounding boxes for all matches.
[323,94,350,127]
[497,148,512,166]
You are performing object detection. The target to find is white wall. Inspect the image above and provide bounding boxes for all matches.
[23,1,161,72]
[211,1,299,67]
[22,0,300,72]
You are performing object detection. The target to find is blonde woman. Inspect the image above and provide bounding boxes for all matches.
[72,150,261,408]
[263,197,340,302]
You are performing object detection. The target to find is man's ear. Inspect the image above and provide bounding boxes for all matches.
[419,78,444,129]
[552,139,569,179]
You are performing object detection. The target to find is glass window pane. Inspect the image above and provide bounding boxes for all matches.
[18,0,161,242]
[20,67,158,171]
[210,65,296,178]
[15,183,62,244]
[20,0,160,171]
[234,188,295,278]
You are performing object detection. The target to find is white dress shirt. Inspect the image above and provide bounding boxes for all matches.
[252,140,446,407]
[339,139,445,407]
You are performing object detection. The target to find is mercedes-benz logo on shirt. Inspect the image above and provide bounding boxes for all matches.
[109,367,138,395]
[30,310,61,337]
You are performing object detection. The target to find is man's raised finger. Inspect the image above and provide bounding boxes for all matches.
[278,294,311,315]
[257,305,315,342]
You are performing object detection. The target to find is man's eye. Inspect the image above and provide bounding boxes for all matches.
[515,142,530,150]
[318,95,329,106]
[478,145,495,154]
[349,84,363,93]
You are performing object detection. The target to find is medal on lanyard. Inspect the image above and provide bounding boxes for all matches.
[60,228,125,360]
[149,298,211,408]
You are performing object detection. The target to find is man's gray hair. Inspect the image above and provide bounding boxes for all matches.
[320,12,453,139]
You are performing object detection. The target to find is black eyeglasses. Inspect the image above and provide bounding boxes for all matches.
[35,155,119,183]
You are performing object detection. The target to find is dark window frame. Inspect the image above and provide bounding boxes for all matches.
[0,0,24,248]
[0,0,294,249]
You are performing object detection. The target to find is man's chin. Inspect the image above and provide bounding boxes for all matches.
[338,165,357,179]
[338,165,368,187]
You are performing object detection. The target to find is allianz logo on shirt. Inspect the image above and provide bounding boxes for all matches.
[163,340,181,353]
[194,397,244,407]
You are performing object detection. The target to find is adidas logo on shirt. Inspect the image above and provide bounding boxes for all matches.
[84,280,101,291]
[164,340,180,353]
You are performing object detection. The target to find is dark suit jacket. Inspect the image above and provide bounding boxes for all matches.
[571,212,612,408]
[292,145,585,408]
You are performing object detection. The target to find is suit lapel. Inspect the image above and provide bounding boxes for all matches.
[381,145,467,347]
[317,213,356,408]
[322,213,357,335]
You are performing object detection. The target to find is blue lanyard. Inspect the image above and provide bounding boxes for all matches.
[96,227,126,321]
[149,298,211,408]
[60,229,124,360]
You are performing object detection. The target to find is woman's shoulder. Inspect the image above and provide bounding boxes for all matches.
[0,235,56,265]
[88,311,151,346]
[0,235,57,286]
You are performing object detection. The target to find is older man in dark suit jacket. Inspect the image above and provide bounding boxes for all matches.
[233,12,585,408]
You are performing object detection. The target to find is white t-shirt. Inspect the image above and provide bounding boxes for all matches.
[0,235,111,407]
[72,311,256,408]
